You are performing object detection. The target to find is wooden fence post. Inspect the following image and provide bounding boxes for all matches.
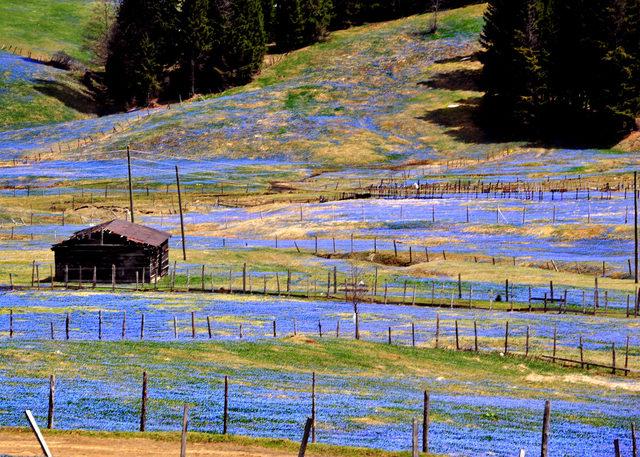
[65,313,70,340]
[455,320,460,350]
[411,322,416,347]
[298,418,313,457]
[412,418,419,457]
[541,400,551,457]
[435,314,440,348]
[631,422,637,457]
[47,374,55,429]
[98,311,103,340]
[614,439,621,457]
[223,375,229,434]
[474,320,479,352]
[422,391,430,453]
[140,371,148,432]
[504,321,509,355]
[140,313,145,340]
[180,404,189,457]
[311,372,317,443]
[525,326,530,357]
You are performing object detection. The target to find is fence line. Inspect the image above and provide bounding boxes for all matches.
[2,310,636,376]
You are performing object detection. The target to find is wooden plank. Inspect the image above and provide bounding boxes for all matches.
[24,410,53,457]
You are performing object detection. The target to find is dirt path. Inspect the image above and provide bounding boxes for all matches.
[0,430,302,457]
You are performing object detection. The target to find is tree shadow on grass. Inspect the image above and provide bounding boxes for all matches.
[33,78,97,115]
[418,96,495,144]
[418,67,481,91]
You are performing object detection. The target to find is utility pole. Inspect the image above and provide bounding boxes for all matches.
[175,165,187,261]
[635,171,638,284]
[127,145,134,223]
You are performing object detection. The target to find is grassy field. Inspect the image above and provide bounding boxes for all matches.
[1,3,639,455]
[0,0,95,61]
[0,339,636,454]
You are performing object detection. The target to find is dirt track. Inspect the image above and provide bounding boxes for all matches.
[0,430,302,457]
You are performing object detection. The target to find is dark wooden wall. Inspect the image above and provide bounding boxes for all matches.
[52,231,169,283]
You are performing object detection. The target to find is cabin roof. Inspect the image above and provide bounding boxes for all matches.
[56,220,171,247]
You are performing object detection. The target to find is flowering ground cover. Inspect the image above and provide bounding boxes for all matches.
[0,337,637,456]
[0,52,91,130]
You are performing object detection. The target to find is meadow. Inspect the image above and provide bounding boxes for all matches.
[0,2,639,456]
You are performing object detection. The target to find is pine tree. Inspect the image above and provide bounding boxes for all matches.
[276,0,305,50]
[206,0,266,88]
[261,0,276,43]
[105,0,178,107]
[301,0,333,45]
[479,0,536,133]
[181,0,212,96]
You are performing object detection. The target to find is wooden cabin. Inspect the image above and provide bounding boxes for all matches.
[52,220,171,284]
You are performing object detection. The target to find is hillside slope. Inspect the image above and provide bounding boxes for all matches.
[0,5,489,165]
[0,0,94,61]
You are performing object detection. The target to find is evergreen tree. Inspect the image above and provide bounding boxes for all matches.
[301,0,333,44]
[261,0,276,43]
[207,0,266,88]
[479,0,537,133]
[181,0,212,96]
[105,0,179,107]
[275,0,305,51]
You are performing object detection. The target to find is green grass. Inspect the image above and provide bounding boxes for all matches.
[0,74,91,130]
[0,0,95,61]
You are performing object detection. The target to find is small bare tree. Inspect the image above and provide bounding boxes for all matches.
[428,0,441,35]
[82,0,119,66]
[344,266,368,340]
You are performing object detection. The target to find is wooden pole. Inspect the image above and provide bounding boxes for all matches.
[311,372,317,443]
[47,374,55,429]
[411,322,416,347]
[127,146,135,223]
[175,166,187,260]
[474,320,478,351]
[422,391,430,453]
[180,404,189,457]
[635,171,638,284]
[140,371,148,432]
[455,320,459,350]
[632,422,638,457]
[298,418,313,457]
[223,375,229,434]
[541,400,551,457]
[504,321,509,355]
[615,439,621,457]
[412,418,419,457]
